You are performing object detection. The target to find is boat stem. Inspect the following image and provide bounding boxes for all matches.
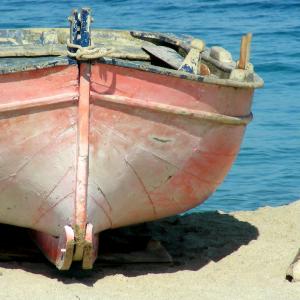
[73,62,90,261]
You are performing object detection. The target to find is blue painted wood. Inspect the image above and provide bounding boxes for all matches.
[68,9,80,63]
[70,9,80,46]
[80,8,91,47]
[180,64,194,73]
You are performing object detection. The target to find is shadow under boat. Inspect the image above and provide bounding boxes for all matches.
[0,210,258,285]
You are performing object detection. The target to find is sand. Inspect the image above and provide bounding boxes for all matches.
[1,200,300,299]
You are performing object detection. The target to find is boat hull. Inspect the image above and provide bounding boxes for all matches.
[88,64,253,233]
[0,65,78,237]
[0,63,253,268]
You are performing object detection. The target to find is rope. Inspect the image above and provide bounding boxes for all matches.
[67,40,115,61]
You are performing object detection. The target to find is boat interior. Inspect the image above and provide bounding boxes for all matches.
[0,28,263,88]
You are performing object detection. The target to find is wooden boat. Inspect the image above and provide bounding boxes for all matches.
[0,8,263,270]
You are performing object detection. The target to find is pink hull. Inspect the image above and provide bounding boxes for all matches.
[0,63,253,269]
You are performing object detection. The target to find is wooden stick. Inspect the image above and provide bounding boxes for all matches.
[238,33,252,69]
[238,35,247,69]
[245,33,252,67]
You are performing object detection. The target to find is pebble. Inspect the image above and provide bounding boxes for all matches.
[210,46,232,63]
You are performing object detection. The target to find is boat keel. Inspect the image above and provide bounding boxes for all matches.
[30,225,74,270]
[31,223,98,270]
[82,223,99,269]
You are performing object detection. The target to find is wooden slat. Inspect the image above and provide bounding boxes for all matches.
[142,44,183,69]
[0,44,67,57]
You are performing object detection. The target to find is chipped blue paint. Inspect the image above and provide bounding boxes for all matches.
[68,8,91,47]
[180,64,194,73]
[80,8,91,47]
[67,8,91,64]
[72,10,80,46]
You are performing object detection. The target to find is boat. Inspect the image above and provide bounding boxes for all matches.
[0,8,263,270]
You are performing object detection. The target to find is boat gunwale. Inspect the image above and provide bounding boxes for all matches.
[0,28,264,89]
[92,57,264,89]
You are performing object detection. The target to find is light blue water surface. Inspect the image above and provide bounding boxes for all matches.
[0,0,299,211]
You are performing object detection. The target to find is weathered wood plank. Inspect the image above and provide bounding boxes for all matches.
[142,44,183,69]
[0,43,150,61]
[0,44,67,57]
[179,39,205,74]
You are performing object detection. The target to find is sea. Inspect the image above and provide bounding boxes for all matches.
[0,0,299,211]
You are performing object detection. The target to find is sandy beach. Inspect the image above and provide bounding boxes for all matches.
[0,200,300,299]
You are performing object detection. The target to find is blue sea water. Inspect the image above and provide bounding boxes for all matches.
[0,0,299,211]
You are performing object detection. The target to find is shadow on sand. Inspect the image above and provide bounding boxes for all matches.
[0,211,258,286]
